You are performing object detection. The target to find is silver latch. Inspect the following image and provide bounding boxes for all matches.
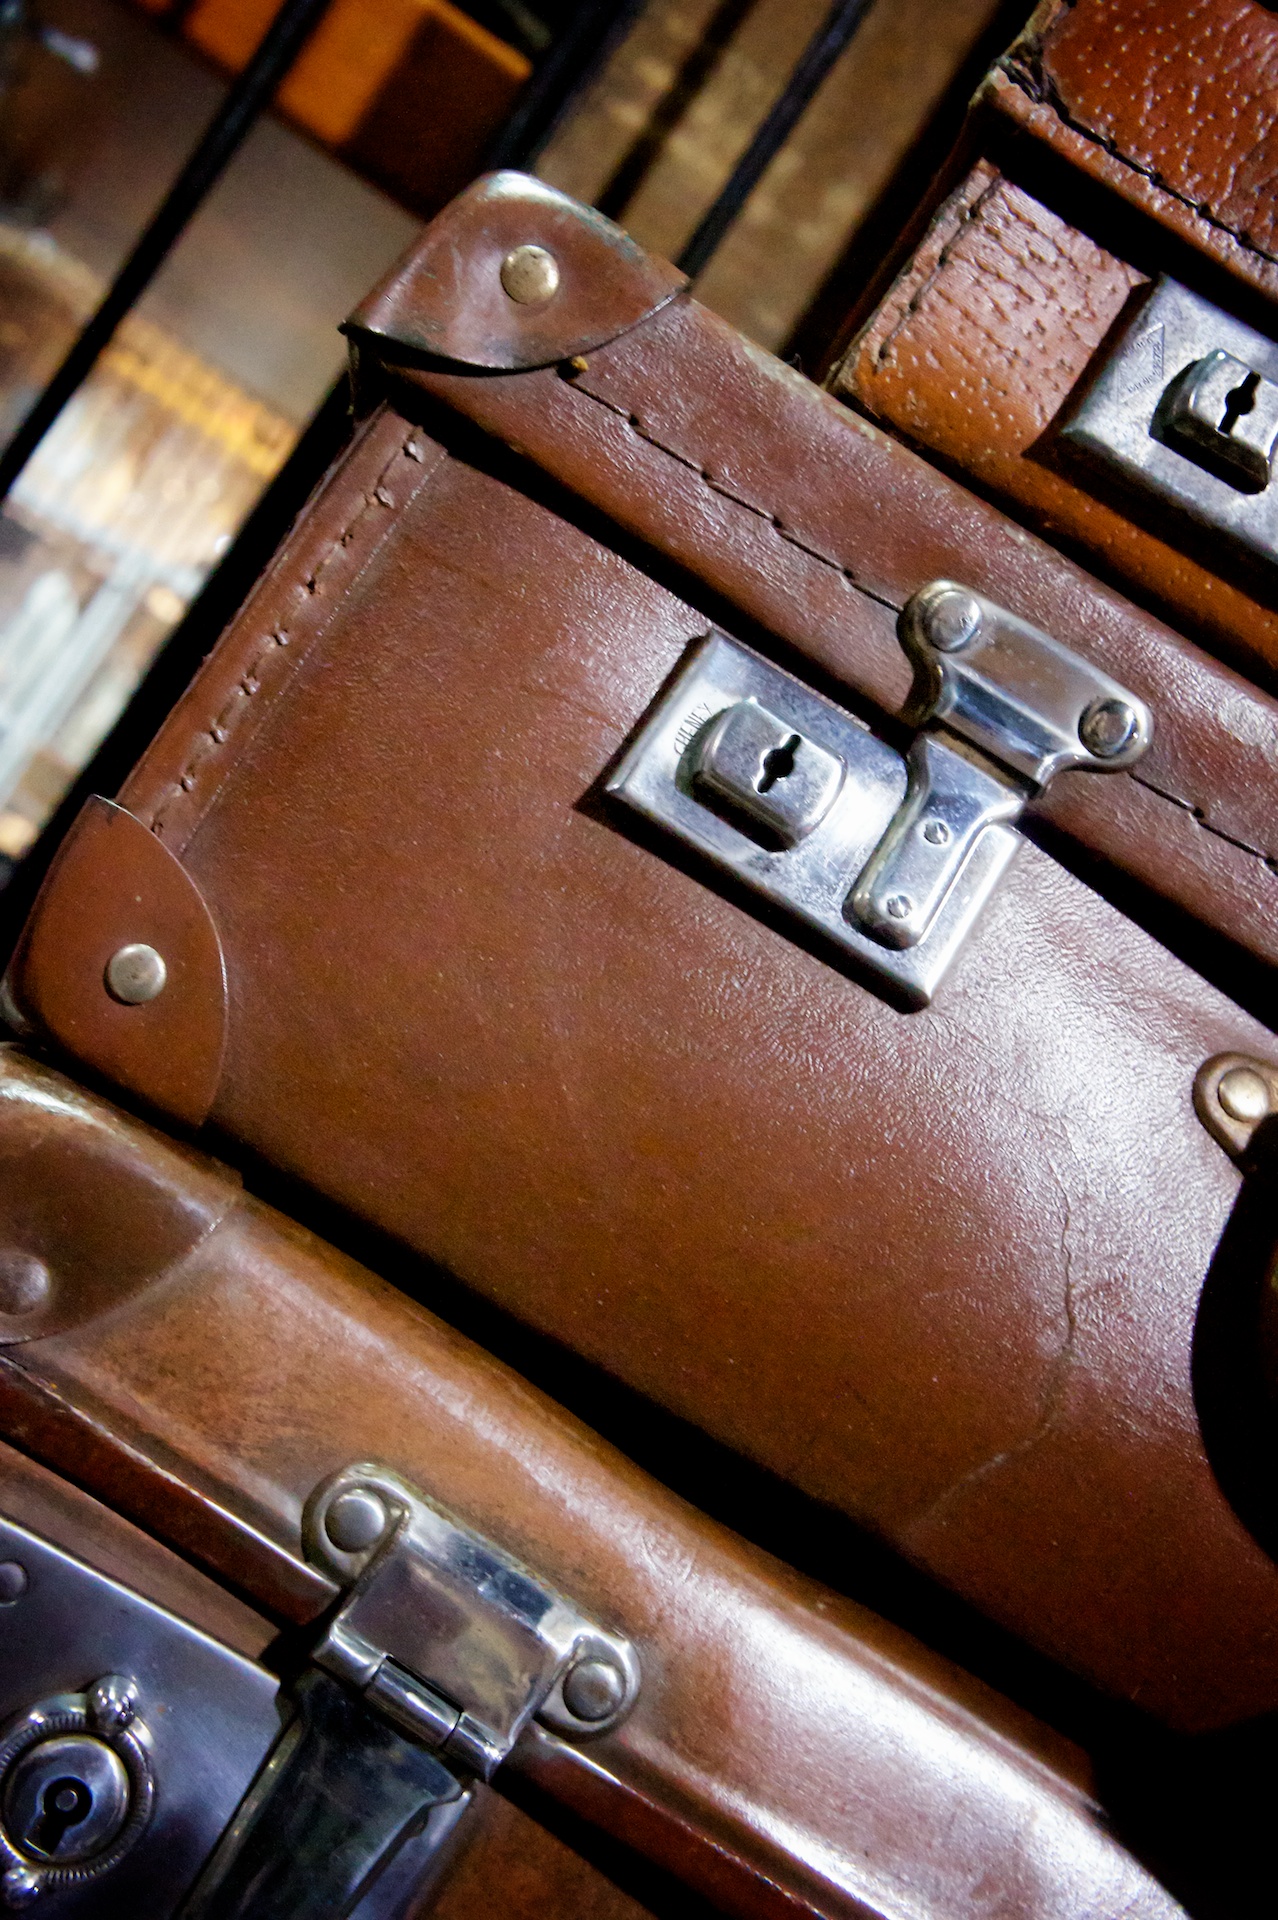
[1063,276,1278,565]
[304,1466,639,1780]
[607,584,1150,1006]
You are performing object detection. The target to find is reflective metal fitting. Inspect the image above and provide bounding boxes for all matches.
[608,586,1150,1005]
[1194,1053,1278,1161]
[1063,277,1278,570]
[0,1677,153,1905]
[499,245,560,305]
[103,944,167,1006]
[304,1466,639,1781]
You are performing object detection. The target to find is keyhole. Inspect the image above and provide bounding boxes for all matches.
[757,734,801,793]
[1219,369,1261,438]
[27,1777,92,1857]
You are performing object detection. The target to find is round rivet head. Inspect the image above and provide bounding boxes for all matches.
[0,1562,27,1604]
[3,1865,40,1908]
[88,1674,138,1731]
[1079,697,1140,760]
[500,245,560,306]
[104,943,167,1005]
[325,1488,389,1555]
[1217,1065,1272,1125]
[921,587,982,653]
[885,894,913,919]
[921,819,950,846]
[562,1657,627,1723]
[0,1251,49,1317]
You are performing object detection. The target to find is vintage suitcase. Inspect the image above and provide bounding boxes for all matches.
[6,171,1278,1759]
[0,1047,1188,1919]
[825,0,1278,691]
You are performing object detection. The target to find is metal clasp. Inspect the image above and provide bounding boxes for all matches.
[607,586,1150,1006]
[1063,276,1278,566]
[304,1466,639,1781]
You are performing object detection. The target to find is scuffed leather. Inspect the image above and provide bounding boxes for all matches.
[349,172,686,371]
[830,163,1278,689]
[0,1052,1187,1920]
[991,0,1278,302]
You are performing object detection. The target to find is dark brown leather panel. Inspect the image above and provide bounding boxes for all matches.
[394,304,1278,967]
[0,1055,1186,1920]
[428,1789,661,1920]
[0,1435,276,1659]
[990,0,1278,303]
[829,162,1278,688]
[40,427,1278,1729]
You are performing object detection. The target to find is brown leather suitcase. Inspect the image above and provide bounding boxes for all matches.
[825,0,1278,691]
[6,165,1278,1775]
[0,1047,1187,1918]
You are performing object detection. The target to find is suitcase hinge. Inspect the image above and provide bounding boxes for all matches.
[609,582,1150,1005]
[304,1463,640,1781]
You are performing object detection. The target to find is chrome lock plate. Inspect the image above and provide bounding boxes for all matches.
[607,587,1150,1006]
[305,1466,639,1781]
[1062,276,1278,567]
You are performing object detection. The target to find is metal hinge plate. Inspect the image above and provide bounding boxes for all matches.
[304,1466,639,1781]
[607,587,1149,1007]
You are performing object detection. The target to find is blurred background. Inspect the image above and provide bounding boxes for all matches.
[0,0,1026,878]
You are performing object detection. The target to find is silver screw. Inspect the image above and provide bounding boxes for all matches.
[0,1252,49,1317]
[89,1675,138,1730]
[921,819,950,845]
[885,894,913,919]
[104,943,167,1005]
[500,245,560,306]
[325,1488,389,1555]
[1079,697,1140,760]
[0,1563,26,1605]
[921,587,982,653]
[1217,1066,1271,1125]
[562,1657,626,1723]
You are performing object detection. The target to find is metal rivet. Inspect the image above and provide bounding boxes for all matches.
[1217,1065,1272,1124]
[0,1562,27,1605]
[885,894,912,919]
[88,1674,138,1730]
[325,1488,389,1555]
[104,943,167,1005]
[561,1657,626,1723]
[0,1251,49,1316]
[921,588,982,653]
[921,819,950,845]
[1079,697,1139,759]
[500,245,560,306]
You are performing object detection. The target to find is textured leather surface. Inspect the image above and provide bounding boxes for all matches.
[15,183,1278,1732]
[991,0,1278,303]
[9,796,228,1126]
[831,164,1278,691]
[0,1051,1187,1920]
[350,171,686,370]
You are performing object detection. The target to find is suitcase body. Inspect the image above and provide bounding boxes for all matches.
[0,1046,1186,1920]
[8,172,1278,1750]
[827,0,1278,692]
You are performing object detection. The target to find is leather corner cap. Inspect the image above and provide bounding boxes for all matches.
[0,1048,239,1345]
[6,797,228,1130]
[346,171,686,372]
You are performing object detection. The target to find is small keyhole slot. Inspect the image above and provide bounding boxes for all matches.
[27,1777,92,1857]
[1219,369,1261,438]
[757,734,801,793]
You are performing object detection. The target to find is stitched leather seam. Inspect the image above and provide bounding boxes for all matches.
[873,175,1004,371]
[150,433,430,841]
[571,377,1278,883]
[997,55,1278,273]
[1130,770,1278,874]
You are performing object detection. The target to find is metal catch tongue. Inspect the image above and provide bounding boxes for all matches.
[607,581,1151,1007]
